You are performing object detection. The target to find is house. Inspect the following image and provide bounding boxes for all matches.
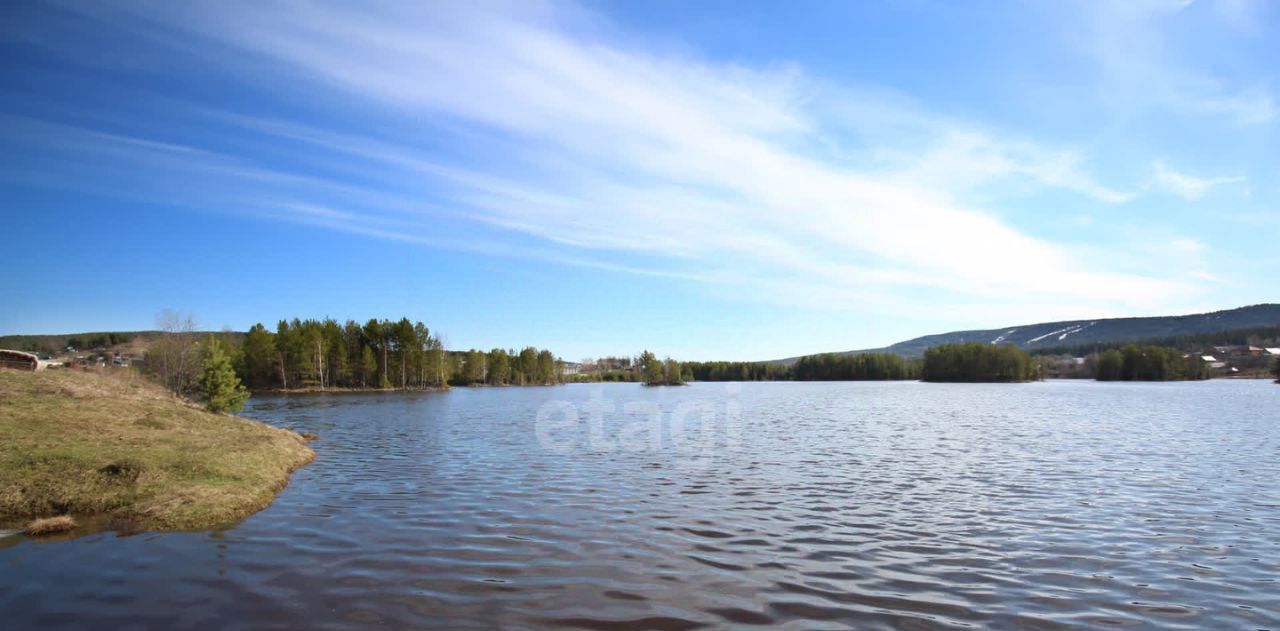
[1200,355,1217,363]
[1266,348,1280,356]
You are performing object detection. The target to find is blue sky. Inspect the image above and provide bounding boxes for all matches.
[1,0,1277,361]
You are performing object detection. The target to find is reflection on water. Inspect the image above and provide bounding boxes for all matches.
[2,381,1279,629]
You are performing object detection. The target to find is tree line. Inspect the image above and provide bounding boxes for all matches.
[676,353,918,382]
[1094,345,1209,381]
[920,343,1037,382]
[677,346,1028,383]
[142,312,566,393]
[569,353,689,384]
[450,347,562,386]
[237,318,448,390]
[793,352,919,380]
[683,360,791,382]
[66,332,134,350]
[237,318,565,390]
[570,369,641,383]
[1031,325,1280,357]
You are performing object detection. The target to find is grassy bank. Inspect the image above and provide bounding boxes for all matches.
[0,369,314,532]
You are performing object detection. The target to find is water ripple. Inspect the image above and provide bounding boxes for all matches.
[2,380,1279,629]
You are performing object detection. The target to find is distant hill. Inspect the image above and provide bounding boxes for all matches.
[0,331,152,355]
[0,330,234,357]
[784,304,1280,361]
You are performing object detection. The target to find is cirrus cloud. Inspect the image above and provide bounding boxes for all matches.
[18,0,1210,322]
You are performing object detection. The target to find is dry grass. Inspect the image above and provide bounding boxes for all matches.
[0,369,314,531]
[24,515,77,536]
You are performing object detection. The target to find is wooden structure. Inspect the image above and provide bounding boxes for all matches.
[0,349,42,371]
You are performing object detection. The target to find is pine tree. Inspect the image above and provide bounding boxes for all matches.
[517,347,538,385]
[536,350,556,384]
[200,336,249,413]
[240,323,277,388]
[395,318,417,389]
[460,349,487,384]
[487,348,510,385]
[640,350,662,384]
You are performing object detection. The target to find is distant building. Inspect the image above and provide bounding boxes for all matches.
[1201,355,1217,362]
[1266,348,1280,356]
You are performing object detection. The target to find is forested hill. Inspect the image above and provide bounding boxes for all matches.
[790,303,1280,361]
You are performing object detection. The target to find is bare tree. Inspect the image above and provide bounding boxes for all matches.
[436,334,448,388]
[149,309,199,394]
[314,331,326,390]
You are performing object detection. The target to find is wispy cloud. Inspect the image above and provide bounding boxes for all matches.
[15,0,1209,321]
[1077,0,1277,126]
[1152,161,1245,199]
[1189,87,1278,126]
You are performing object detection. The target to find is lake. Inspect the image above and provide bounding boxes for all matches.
[2,380,1278,629]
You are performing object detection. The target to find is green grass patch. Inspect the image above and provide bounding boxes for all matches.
[0,369,314,531]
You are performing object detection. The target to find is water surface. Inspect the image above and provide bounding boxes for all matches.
[2,381,1278,629]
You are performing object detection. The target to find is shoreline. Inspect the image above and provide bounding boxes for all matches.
[252,382,568,395]
[254,385,450,395]
[0,369,315,535]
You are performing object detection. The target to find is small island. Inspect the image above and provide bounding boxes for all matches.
[0,369,314,534]
[640,350,688,386]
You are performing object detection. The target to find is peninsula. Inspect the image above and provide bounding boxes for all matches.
[0,369,314,534]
